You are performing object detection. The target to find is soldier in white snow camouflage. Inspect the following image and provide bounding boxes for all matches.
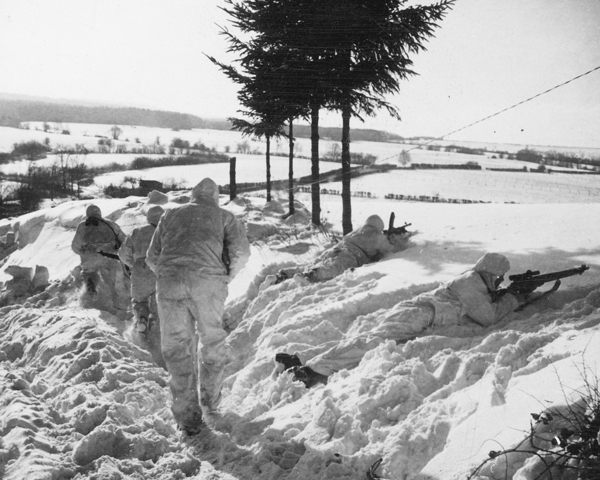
[264,214,410,287]
[71,204,127,301]
[146,178,250,436]
[118,205,164,333]
[302,253,527,377]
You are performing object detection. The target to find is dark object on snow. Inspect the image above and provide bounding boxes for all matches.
[275,353,328,388]
[366,457,383,480]
[290,366,328,389]
[384,212,411,237]
[492,264,589,306]
[275,353,303,371]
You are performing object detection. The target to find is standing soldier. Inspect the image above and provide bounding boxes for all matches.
[146,178,250,436]
[118,205,165,333]
[71,204,126,302]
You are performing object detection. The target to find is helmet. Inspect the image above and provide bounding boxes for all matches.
[474,253,510,276]
[146,205,164,226]
[364,215,384,231]
[86,204,102,218]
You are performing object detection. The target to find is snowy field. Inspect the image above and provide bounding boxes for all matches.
[0,168,599,479]
[0,123,599,479]
[3,123,600,206]
[4,123,600,175]
[328,169,600,204]
[92,155,342,190]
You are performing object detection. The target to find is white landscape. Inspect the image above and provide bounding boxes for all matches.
[0,123,599,480]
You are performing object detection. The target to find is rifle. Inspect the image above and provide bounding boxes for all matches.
[98,250,131,277]
[384,212,411,237]
[493,264,589,307]
[98,251,120,261]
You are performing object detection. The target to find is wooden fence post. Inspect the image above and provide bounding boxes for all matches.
[229,156,237,200]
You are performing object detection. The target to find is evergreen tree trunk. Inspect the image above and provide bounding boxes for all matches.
[341,101,352,235]
[310,102,321,225]
[288,119,295,215]
[266,135,272,202]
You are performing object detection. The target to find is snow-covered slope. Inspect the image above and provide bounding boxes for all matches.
[0,188,598,480]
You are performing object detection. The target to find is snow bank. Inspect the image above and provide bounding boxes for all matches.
[0,187,598,480]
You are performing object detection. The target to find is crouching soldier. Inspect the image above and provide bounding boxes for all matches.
[71,204,127,302]
[277,253,527,385]
[118,205,164,333]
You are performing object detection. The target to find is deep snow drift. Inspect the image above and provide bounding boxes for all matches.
[0,188,599,480]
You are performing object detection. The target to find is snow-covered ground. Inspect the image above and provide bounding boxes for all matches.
[330,169,600,204]
[1,122,599,479]
[0,163,599,480]
[91,156,343,191]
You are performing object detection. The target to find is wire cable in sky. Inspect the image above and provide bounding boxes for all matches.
[385,64,600,161]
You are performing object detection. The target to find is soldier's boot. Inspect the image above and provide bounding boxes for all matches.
[291,366,328,389]
[275,352,303,372]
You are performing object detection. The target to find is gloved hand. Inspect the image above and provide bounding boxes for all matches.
[506,283,536,298]
[388,233,411,250]
[84,244,97,254]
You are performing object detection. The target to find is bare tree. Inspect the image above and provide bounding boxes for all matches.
[110,125,123,140]
[54,144,88,197]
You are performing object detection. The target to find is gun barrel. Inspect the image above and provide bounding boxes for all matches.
[510,265,589,284]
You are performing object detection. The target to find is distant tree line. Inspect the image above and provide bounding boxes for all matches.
[0,99,207,130]
[410,162,482,170]
[2,98,408,145]
[287,125,404,144]
[516,149,600,170]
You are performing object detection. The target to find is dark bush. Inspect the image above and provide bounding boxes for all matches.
[14,184,43,213]
[516,148,543,163]
[11,140,51,160]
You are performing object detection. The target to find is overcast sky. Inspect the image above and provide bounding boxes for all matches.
[1,0,599,148]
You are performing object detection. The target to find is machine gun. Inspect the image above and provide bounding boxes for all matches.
[493,264,589,308]
[384,212,411,237]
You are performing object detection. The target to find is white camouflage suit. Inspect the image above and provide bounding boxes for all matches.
[118,205,164,327]
[146,178,250,433]
[71,204,127,298]
[307,215,395,281]
[309,253,522,376]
